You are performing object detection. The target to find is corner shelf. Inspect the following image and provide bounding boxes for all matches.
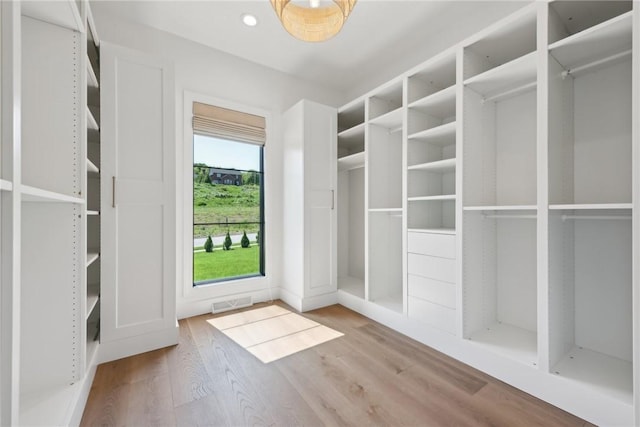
[549,11,632,74]
[408,158,456,173]
[86,252,99,268]
[408,85,456,119]
[368,107,403,130]
[338,151,365,172]
[408,227,456,235]
[0,179,13,191]
[409,195,456,202]
[408,121,456,143]
[464,51,537,100]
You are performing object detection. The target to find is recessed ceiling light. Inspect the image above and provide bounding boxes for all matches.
[242,14,258,27]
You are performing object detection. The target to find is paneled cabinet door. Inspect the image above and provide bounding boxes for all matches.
[100,42,177,357]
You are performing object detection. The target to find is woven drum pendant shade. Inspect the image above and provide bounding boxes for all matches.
[270,0,357,42]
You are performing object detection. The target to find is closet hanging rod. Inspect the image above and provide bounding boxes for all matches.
[482,214,537,220]
[390,126,403,134]
[481,81,537,104]
[561,214,631,221]
[561,49,631,79]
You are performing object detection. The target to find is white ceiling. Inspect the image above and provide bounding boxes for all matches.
[92,0,529,93]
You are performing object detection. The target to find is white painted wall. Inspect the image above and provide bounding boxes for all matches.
[92,9,344,319]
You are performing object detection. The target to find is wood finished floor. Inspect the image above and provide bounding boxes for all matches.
[81,302,592,426]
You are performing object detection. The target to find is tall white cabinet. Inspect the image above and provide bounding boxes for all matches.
[282,100,337,311]
[335,2,639,425]
[100,43,178,362]
[0,1,106,425]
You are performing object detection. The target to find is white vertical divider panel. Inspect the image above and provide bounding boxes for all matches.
[633,4,640,425]
[536,2,550,373]
[402,77,408,314]
[454,46,464,337]
[100,42,177,362]
[363,100,370,302]
[0,2,20,425]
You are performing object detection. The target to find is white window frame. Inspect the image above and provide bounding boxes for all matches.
[180,91,273,307]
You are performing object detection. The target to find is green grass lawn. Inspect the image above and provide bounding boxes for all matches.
[193,181,260,238]
[194,245,260,283]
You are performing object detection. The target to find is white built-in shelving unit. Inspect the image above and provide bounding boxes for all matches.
[335,2,639,425]
[0,1,102,425]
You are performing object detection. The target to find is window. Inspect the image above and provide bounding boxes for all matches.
[192,102,266,285]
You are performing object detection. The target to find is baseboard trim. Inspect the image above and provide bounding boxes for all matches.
[99,324,180,364]
[278,288,338,312]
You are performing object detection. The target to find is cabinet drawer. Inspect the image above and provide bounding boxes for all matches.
[408,274,456,309]
[408,296,456,335]
[408,232,455,259]
[408,253,455,283]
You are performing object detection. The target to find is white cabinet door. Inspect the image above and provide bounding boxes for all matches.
[100,43,176,360]
[304,101,337,297]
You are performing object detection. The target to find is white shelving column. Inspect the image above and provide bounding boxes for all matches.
[461,4,539,366]
[0,2,21,425]
[336,100,366,300]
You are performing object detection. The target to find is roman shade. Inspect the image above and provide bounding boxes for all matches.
[192,102,266,145]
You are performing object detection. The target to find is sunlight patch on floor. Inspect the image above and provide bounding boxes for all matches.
[207,305,343,363]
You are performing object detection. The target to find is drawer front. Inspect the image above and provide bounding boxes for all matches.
[408,296,456,335]
[408,232,455,259]
[408,253,455,283]
[408,274,456,309]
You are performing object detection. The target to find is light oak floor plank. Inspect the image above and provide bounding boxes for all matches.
[81,301,592,427]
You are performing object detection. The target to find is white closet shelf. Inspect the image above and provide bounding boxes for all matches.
[371,291,403,313]
[464,205,536,211]
[87,158,99,174]
[86,57,99,89]
[0,179,13,191]
[338,276,365,299]
[369,107,403,129]
[552,346,633,405]
[87,210,100,216]
[468,322,538,367]
[338,151,365,172]
[464,51,537,99]
[21,0,83,33]
[549,203,632,210]
[338,122,364,139]
[369,208,403,213]
[549,12,632,73]
[86,252,99,268]
[408,85,456,119]
[21,185,84,204]
[86,290,99,319]
[408,121,456,143]
[408,227,456,235]
[87,107,99,131]
[408,158,456,173]
[409,195,456,202]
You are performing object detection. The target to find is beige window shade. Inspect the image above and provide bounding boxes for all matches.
[193,102,266,145]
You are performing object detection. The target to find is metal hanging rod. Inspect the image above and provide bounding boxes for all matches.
[481,81,537,104]
[561,215,631,221]
[482,214,537,220]
[561,49,632,79]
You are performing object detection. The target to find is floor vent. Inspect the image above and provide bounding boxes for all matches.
[211,296,253,314]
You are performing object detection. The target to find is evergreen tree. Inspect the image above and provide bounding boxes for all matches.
[223,231,232,250]
[204,235,214,253]
[241,231,250,248]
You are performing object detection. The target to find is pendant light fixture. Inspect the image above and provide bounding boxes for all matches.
[270,0,357,42]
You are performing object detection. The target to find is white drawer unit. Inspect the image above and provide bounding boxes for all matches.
[408,252,455,283]
[408,296,456,335]
[408,274,456,309]
[408,231,456,259]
